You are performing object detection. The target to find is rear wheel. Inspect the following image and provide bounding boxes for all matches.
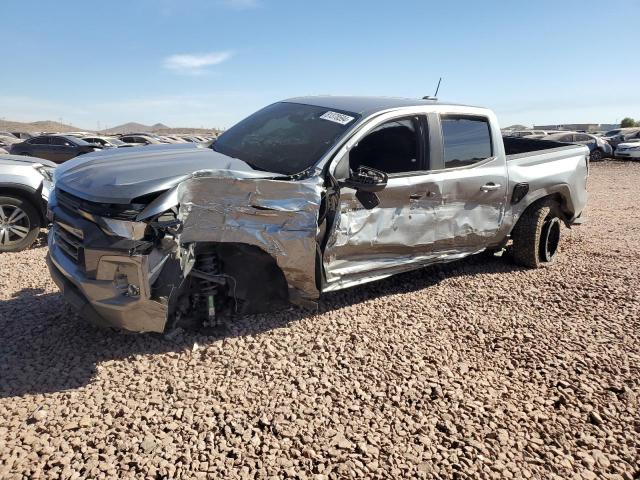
[0,196,41,252]
[511,200,561,268]
[589,149,604,161]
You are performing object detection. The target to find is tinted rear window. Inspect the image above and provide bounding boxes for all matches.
[212,102,358,175]
[441,116,493,168]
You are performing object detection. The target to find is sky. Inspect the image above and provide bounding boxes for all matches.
[1,0,639,130]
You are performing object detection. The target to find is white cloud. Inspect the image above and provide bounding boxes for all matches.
[163,51,233,74]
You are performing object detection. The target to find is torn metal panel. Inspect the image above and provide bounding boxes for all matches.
[176,173,324,300]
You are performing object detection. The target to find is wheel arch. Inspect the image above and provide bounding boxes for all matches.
[189,241,291,314]
[511,185,574,234]
[0,183,46,223]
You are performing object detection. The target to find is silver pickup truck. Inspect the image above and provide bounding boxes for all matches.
[46,97,589,333]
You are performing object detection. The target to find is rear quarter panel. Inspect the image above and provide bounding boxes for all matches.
[504,145,589,233]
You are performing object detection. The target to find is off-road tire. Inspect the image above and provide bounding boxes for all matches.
[511,200,561,268]
[0,196,41,253]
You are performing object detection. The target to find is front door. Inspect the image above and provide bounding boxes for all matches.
[322,115,446,290]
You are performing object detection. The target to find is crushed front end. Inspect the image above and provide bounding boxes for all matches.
[46,172,324,334]
[47,188,179,333]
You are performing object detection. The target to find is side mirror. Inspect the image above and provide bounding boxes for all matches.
[340,166,388,209]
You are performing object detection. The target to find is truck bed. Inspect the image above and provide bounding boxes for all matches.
[503,136,579,158]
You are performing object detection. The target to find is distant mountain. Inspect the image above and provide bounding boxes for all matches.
[101,122,222,135]
[0,119,87,134]
[0,118,221,136]
[100,122,163,134]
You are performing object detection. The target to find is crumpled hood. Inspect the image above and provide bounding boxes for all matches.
[55,143,278,204]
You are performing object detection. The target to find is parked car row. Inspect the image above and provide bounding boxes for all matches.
[504,127,640,161]
[115,133,215,145]
[542,132,613,161]
[3,132,217,163]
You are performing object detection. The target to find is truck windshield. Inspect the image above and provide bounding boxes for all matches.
[212,102,358,175]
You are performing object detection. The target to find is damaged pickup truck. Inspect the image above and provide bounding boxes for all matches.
[47,97,589,333]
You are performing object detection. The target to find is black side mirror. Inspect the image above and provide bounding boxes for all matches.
[340,166,388,209]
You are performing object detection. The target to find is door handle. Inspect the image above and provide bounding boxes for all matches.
[480,183,501,192]
[409,193,423,200]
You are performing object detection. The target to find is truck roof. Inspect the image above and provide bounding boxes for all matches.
[284,95,475,117]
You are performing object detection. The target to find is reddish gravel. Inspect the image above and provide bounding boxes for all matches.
[0,161,638,479]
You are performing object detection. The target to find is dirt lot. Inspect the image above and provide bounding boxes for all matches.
[0,161,638,479]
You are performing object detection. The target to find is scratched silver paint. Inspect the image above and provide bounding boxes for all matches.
[176,171,324,302]
[322,160,507,290]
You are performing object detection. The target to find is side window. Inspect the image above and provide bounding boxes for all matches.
[441,116,492,168]
[349,117,421,174]
[52,137,73,146]
[30,136,50,145]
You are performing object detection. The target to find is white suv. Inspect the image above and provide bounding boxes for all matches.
[0,154,55,252]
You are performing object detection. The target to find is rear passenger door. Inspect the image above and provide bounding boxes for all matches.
[428,114,508,249]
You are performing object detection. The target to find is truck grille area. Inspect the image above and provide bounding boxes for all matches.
[57,189,145,221]
[53,223,84,264]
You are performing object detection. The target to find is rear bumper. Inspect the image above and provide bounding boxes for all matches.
[47,225,168,333]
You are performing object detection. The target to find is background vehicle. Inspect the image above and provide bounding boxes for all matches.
[543,132,613,160]
[164,135,188,143]
[11,132,33,140]
[10,135,101,163]
[503,129,551,138]
[0,135,23,153]
[118,134,167,145]
[47,96,589,333]
[82,136,135,148]
[603,127,640,148]
[0,154,55,252]
[614,141,640,159]
[615,130,640,143]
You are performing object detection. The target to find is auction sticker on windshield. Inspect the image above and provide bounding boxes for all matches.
[320,111,355,125]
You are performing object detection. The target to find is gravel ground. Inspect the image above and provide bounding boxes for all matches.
[1,161,638,479]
